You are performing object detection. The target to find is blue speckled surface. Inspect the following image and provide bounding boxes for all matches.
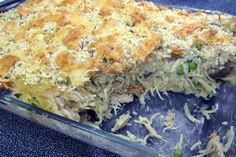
[0,109,118,157]
[0,1,235,157]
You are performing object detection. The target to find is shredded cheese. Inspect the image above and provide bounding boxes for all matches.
[184,103,202,124]
[113,131,143,144]
[190,141,202,151]
[201,106,217,120]
[176,134,184,150]
[192,126,235,157]
[134,114,167,143]
[223,126,235,152]
[163,111,178,133]
[111,113,131,132]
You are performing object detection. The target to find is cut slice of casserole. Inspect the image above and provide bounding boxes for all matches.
[0,0,235,124]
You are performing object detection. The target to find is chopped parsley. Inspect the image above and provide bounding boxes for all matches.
[32,97,40,107]
[196,44,203,51]
[57,77,70,86]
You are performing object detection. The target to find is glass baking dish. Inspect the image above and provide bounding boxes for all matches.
[0,92,162,157]
[0,1,235,157]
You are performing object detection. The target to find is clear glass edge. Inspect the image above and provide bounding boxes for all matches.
[0,95,163,157]
[0,2,234,157]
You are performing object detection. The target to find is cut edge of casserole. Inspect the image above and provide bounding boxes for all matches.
[0,0,236,124]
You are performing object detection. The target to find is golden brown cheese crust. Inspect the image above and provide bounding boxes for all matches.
[0,0,235,87]
[0,55,20,76]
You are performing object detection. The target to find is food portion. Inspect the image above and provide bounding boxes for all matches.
[111,113,131,132]
[0,0,236,125]
[110,102,235,157]
[192,127,235,157]
[134,113,167,144]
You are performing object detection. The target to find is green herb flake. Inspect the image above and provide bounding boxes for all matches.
[32,97,40,107]
[158,45,163,50]
[14,93,22,98]
[58,77,70,86]
[196,44,203,51]
[102,57,108,64]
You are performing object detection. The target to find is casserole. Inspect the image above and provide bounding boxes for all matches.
[0,0,235,156]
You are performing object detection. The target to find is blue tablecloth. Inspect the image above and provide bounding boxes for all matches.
[0,1,235,157]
